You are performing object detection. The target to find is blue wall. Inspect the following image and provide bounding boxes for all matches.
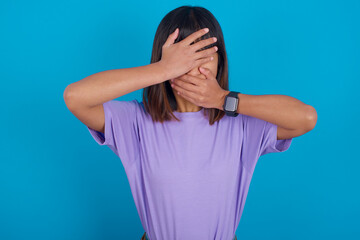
[1,0,359,239]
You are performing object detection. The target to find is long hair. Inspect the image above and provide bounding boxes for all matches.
[142,5,229,125]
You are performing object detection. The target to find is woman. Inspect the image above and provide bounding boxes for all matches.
[64,5,317,240]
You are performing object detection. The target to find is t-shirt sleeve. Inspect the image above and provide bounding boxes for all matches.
[86,99,140,169]
[242,114,293,158]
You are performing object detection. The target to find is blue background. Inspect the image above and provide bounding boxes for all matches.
[1,0,359,239]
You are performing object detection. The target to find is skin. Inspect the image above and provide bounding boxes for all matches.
[64,26,317,140]
[170,52,318,140]
[170,51,227,112]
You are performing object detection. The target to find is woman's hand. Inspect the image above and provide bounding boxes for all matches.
[170,67,229,110]
[159,28,218,80]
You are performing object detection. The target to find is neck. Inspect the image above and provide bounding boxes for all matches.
[175,98,202,112]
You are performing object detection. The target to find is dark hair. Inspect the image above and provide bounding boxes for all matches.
[142,5,229,125]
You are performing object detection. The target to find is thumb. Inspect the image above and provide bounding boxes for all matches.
[199,67,210,79]
[163,28,179,48]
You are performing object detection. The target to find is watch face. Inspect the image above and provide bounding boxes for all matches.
[225,97,238,111]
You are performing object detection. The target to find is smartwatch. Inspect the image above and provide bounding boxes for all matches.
[223,91,240,117]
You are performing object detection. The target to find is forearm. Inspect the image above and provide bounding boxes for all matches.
[236,93,316,130]
[64,61,169,108]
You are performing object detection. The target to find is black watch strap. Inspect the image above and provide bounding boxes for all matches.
[228,91,239,98]
[224,91,240,117]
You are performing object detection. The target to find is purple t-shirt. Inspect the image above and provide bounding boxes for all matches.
[87,99,292,240]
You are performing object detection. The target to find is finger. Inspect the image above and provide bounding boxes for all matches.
[181,28,209,46]
[191,37,217,53]
[163,28,179,48]
[172,84,198,104]
[194,56,214,68]
[172,78,200,93]
[194,46,218,60]
[177,74,202,86]
[199,67,212,79]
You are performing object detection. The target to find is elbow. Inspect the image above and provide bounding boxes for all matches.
[304,105,318,131]
[63,84,78,110]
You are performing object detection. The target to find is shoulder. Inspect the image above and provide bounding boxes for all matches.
[106,99,142,112]
[102,99,143,122]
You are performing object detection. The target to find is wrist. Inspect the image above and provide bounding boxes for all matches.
[217,90,230,111]
[155,60,174,82]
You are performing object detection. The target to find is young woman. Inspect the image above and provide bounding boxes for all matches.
[64,5,317,240]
